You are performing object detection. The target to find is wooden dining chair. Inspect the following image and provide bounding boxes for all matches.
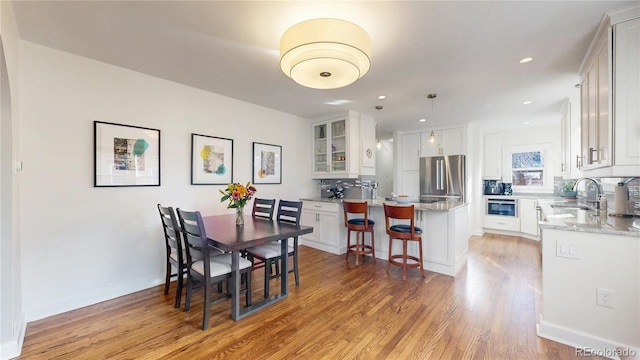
[247,198,277,271]
[176,208,252,330]
[157,204,188,308]
[252,198,276,220]
[343,201,376,266]
[245,200,302,298]
[383,203,426,281]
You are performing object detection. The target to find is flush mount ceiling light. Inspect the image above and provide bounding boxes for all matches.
[280,18,371,89]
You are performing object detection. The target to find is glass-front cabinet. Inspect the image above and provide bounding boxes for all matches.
[312,116,355,178]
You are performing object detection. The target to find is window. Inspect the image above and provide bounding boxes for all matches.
[503,144,553,192]
[511,151,544,186]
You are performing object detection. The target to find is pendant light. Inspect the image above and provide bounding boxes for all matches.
[427,94,437,144]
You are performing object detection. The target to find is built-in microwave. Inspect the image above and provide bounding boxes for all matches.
[486,198,517,217]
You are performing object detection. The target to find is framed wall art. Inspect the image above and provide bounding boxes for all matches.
[191,133,233,185]
[252,142,282,184]
[94,121,161,187]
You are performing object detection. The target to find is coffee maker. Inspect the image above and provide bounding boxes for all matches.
[483,179,504,195]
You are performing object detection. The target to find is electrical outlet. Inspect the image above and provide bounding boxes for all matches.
[556,241,580,259]
[596,288,614,308]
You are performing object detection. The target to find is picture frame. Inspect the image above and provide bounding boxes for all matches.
[94,121,160,187]
[252,142,282,184]
[191,133,233,185]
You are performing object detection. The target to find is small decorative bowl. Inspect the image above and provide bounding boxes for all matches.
[395,196,412,204]
[563,190,578,199]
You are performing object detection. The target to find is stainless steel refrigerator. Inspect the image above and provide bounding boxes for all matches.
[419,155,466,203]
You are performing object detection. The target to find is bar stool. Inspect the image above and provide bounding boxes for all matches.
[343,201,375,266]
[383,203,425,281]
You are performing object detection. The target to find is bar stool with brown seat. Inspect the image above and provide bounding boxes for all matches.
[383,203,426,281]
[343,201,376,266]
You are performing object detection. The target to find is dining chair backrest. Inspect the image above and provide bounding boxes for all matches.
[158,204,183,261]
[342,201,370,227]
[383,203,417,238]
[176,208,212,269]
[276,200,302,226]
[252,198,276,220]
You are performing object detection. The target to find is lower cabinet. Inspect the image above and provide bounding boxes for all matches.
[483,215,521,232]
[300,201,346,255]
[519,198,539,237]
[418,204,469,275]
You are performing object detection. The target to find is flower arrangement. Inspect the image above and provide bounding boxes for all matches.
[219,182,257,209]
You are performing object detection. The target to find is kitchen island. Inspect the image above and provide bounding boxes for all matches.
[536,199,639,356]
[299,198,470,276]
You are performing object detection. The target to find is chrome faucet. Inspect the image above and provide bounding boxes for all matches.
[573,177,602,203]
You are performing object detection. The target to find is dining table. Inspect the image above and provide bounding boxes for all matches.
[201,214,313,320]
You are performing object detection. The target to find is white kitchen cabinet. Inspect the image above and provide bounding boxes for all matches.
[300,201,346,255]
[401,133,420,171]
[560,100,571,176]
[483,215,520,232]
[312,111,374,179]
[613,17,640,167]
[419,127,465,157]
[519,198,539,238]
[418,204,469,276]
[483,132,502,179]
[398,133,420,196]
[580,27,611,170]
[578,8,639,177]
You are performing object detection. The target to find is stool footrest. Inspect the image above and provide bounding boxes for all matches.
[389,254,422,268]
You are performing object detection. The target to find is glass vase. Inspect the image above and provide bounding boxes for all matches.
[235,206,245,226]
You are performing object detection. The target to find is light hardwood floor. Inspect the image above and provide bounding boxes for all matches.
[19,234,595,359]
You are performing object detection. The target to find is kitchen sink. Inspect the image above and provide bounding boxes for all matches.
[564,221,610,229]
[550,203,591,210]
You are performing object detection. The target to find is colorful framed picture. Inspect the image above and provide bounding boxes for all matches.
[252,142,282,184]
[191,133,233,185]
[94,121,161,187]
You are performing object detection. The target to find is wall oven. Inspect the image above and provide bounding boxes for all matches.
[486,198,517,217]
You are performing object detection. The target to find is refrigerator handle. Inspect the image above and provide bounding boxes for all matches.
[436,160,441,190]
[440,159,445,190]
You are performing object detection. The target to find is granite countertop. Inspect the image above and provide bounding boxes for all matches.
[299,197,468,212]
[538,198,639,237]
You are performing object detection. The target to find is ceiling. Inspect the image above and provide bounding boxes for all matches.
[9,1,636,138]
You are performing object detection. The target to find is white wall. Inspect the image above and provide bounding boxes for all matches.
[1,1,25,358]
[18,40,315,322]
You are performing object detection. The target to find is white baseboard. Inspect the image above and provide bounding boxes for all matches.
[1,313,26,360]
[537,315,640,360]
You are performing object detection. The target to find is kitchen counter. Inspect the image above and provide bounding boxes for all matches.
[299,197,467,212]
[538,198,639,237]
[299,197,470,276]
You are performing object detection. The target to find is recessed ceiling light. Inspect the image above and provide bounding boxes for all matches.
[519,57,533,64]
[377,95,386,100]
[523,101,532,105]
[418,118,426,122]
[524,121,531,125]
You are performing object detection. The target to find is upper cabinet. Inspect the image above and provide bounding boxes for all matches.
[560,98,583,179]
[613,17,640,167]
[483,132,502,179]
[420,127,466,157]
[579,29,611,170]
[578,6,639,176]
[311,111,375,179]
